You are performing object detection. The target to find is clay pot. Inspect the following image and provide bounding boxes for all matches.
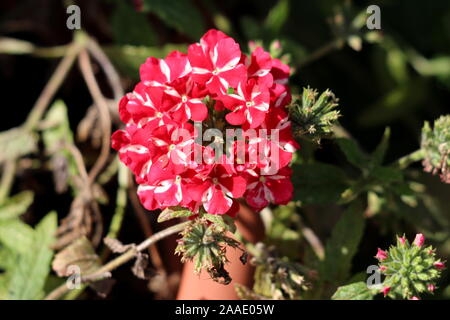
[176,204,265,300]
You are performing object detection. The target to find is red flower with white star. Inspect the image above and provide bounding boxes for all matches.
[218,78,270,128]
[244,166,294,211]
[188,29,246,95]
[112,29,299,217]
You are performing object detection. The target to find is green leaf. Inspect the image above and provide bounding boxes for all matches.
[142,0,204,39]
[332,281,376,300]
[222,214,237,233]
[371,127,390,166]
[370,166,403,184]
[202,213,236,233]
[112,0,156,46]
[292,163,349,204]
[265,0,290,35]
[204,214,227,230]
[157,207,194,223]
[321,203,365,285]
[0,247,17,299]
[5,212,57,299]
[0,191,34,220]
[336,138,368,169]
[42,100,79,192]
[0,127,37,163]
[42,100,74,153]
[0,219,34,254]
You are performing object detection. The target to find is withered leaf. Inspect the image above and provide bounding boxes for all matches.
[52,236,101,277]
[131,253,154,280]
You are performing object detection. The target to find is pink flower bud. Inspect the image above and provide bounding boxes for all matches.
[409,296,421,300]
[272,40,281,50]
[381,286,391,297]
[375,248,388,261]
[398,236,406,245]
[427,284,435,292]
[413,233,425,247]
[248,41,257,51]
[434,262,445,269]
[379,265,388,272]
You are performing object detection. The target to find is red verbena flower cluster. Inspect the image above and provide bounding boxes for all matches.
[111,29,299,217]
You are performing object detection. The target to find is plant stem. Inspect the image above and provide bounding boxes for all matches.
[44,221,190,300]
[394,149,425,169]
[105,162,129,240]
[78,49,112,184]
[298,39,344,68]
[24,31,88,131]
[0,32,87,203]
[87,39,124,101]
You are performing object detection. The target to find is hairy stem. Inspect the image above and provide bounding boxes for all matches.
[394,149,425,169]
[78,49,112,184]
[45,221,190,300]
[24,31,88,131]
[298,39,344,68]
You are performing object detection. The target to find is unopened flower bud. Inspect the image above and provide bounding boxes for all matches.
[289,87,340,144]
[382,286,391,297]
[375,248,388,261]
[413,234,425,247]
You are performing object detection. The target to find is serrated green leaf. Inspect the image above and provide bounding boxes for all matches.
[157,207,193,223]
[0,191,34,220]
[292,163,349,204]
[203,213,236,233]
[0,219,34,254]
[337,138,369,169]
[332,281,375,300]
[321,203,365,285]
[142,0,204,39]
[6,211,57,299]
[204,214,227,229]
[0,245,17,299]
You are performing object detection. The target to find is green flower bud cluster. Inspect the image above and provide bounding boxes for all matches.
[175,218,241,285]
[421,115,450,183]
[377,234,446,300]
[288,87,340,144]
